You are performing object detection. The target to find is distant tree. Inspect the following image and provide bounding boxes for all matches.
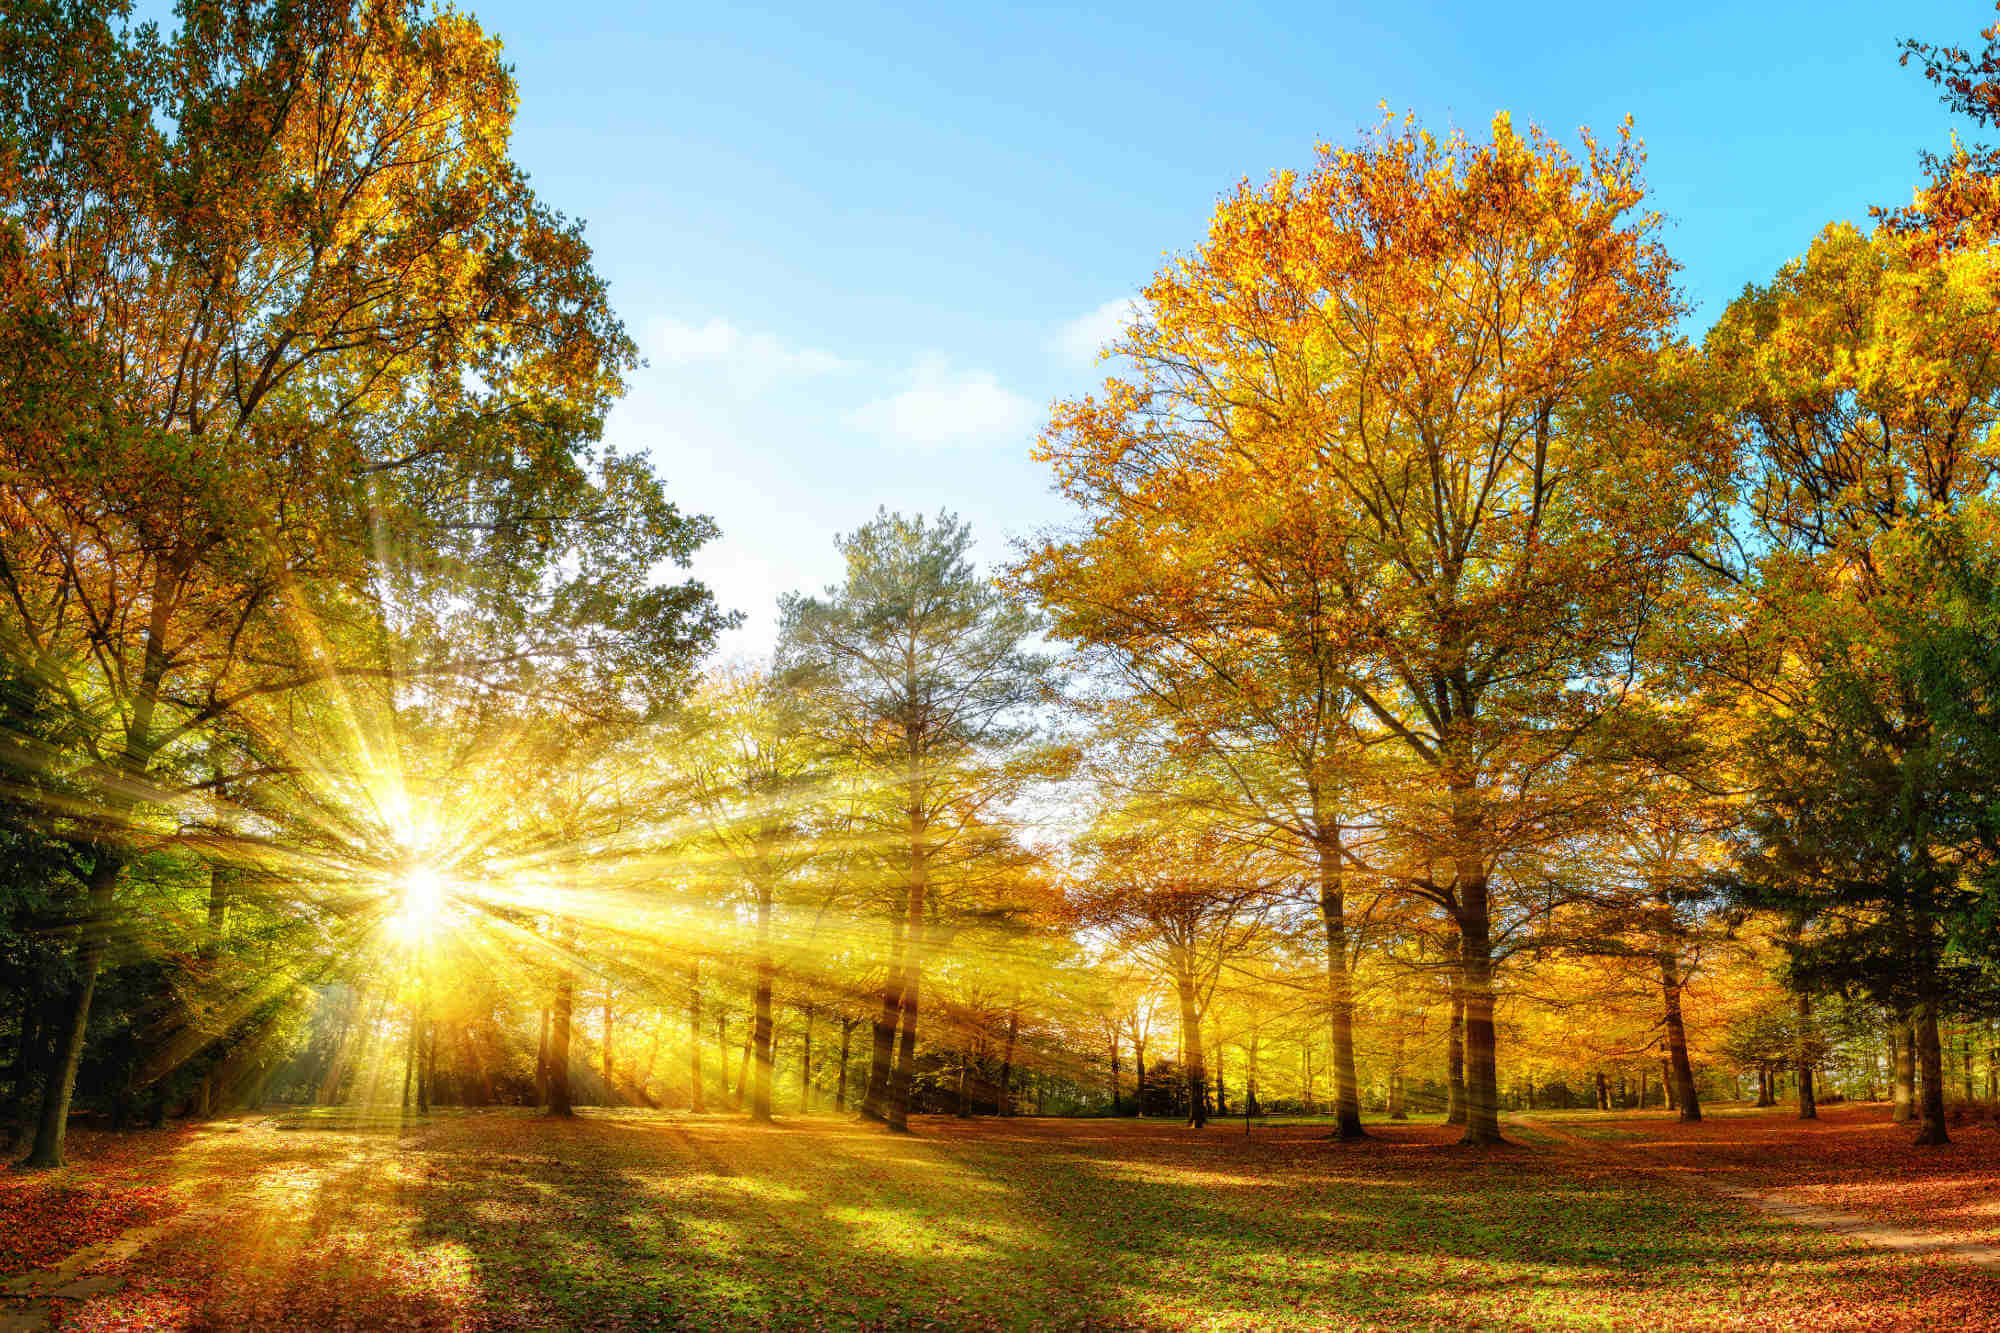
[780,511,1050,1131]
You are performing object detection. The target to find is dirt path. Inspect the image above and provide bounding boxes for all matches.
[1513,1113,2000,1271]
[0,1195,231,1333]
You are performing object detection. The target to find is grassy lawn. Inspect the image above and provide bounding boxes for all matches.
[10,1107,1999,1330]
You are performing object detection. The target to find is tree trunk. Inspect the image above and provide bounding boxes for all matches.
[1595,1070,1610,1111]
[887,792,929,1133]
[687,963,705,1113]
[956,1048,971,1118]
[862,918,905,1121]
[800,1007,814,1114]
[1456,891,1503,1145]
[733,1034,751,1109]
[1315,827,1364,1139]
[1660,946,1701,1122]
[1175,962,1207,1129]
[1915,1003,1950,1146]
[998,1004,1019,1117]
[836,1019,854,1111]
[1133,1040,1147,1117]
[1445,964,1467,1125]
[25,858,120,1168]
[1387,1002,1408,1120]
[602,1001,615,1100]
[1795,991,1817,1120]
[751,886,774,1123]
[888,969,918,1131]
[548,946,575,1117]
[535,1006,550,1109]
[1892,1022,1914,1122]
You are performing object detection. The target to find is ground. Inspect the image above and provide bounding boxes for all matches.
[3,1103,1998,1331]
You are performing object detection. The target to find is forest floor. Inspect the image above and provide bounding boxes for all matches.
[2,1102,1997,1331]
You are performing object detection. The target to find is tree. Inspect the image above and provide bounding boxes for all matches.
[1073,784,1277,1129]
[671,666,825,1123]
[780,511,1049,1131]
[0,0,725,1165]
[1024,113,1721,1144]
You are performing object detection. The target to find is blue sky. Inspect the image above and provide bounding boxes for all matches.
[466,0,1980,651]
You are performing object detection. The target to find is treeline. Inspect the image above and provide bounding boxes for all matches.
[7,0,2000,1171]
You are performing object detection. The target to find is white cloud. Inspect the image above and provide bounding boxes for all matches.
[1053,297,1141,368]
[643,317,856,386]
[849,356,1037,449]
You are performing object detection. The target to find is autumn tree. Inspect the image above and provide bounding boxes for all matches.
[1025,113,1723,1144]
[0,0,724,1164]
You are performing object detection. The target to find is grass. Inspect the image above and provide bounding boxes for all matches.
[12,1105,2000,1330]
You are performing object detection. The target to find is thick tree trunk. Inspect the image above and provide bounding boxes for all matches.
[1915,1003,1950,1146]
[862,918,905,1121]
[1595,1070,1610,1111]
[25,858,120,1168]
[686,963,704,1113]
[1795,991,1817,1121]
[751,887,774,1123]
[1457,892,1503,1145]
[1660,948,1700,1122]
[1176,964,1207,1129]
[1315,828,1364,1139]
[888,971,918,1131]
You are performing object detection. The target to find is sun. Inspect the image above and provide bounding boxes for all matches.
[393,862,450,941]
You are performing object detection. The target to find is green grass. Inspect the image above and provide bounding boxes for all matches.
[38,1109,2000,1331]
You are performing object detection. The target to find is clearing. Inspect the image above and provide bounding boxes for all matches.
[3,1104,1998,1331]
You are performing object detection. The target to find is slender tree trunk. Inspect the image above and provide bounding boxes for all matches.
[751,886,774,1123]
[1107,1031,1121,1113]
[25,858,120,1168]
[1892,1022,1914,1122]
[800,1007,814,1114]
[1595,1070,1610,1111]
[1134,1040,1147,1117]
[535,1006,550,1108]
[887,793,928,1132]
[1387,1002,1408,1120]
[955,1047,971,1118]
[687,963,705,1113]
[836,1019,854,1111]
[1795,991,1817,1121]
[1314,827,1364,1139]
[548,919,576,1117]
[602,1001,615,1101]
[1660,948,1700,1122]
[1915,1003,1950,1146]
[1446,962,1468,1125]
[1213,1040,1226,1117]
[998,1003,1018,1116]
[733,1034,751,1110]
